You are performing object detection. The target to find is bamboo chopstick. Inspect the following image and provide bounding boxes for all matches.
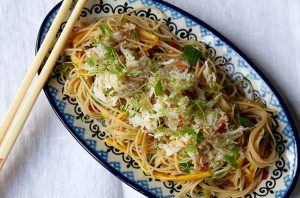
[0,0,88,170]
[0,0,73,144]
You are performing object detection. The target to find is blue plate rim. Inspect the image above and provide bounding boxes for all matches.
[36,1,300,197]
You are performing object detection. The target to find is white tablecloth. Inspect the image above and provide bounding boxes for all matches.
[0,0,299,197]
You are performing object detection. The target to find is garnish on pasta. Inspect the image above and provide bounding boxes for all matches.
[61,9,276,197]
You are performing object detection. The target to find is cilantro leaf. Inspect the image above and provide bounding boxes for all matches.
[240,116,255,127]
[178,128,195,136]
[224,155,239,169]
[231,145,240,156]
[185,144,197,153]
[179,144,198,164]
[103,87,114,95]
[86,55,96,66]
[220,77,233,91]
[88,67,107,76]
[189,99,207,120]
[192,99,207,111]
[166,97,178,103]
[125,111,129,118]
[57,62,71,73]
[179,163,193,173]
[92,38,101,46]
[114,63,127,75]
[104,45,116,63]
[154,80,163,96]
[150,109,157,114]
[224,145,240,169]
[180,151,190,163]
[202,189,210,198]
[100,24,111,38]
[172,128,197,141]
[116,104,126,111]
[156,125,165,131]
[127,70,142,76]
[182,45,202,65]
[130,31,137,39]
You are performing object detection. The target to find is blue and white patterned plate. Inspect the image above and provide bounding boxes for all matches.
[36,0,299,197]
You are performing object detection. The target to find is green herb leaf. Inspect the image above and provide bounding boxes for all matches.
[232,104,237,115]
[166,97,178,104]
[193,99,207,110]
[114,63,127,75]
[154,80,163,96]
[172,128,197,140]
[179,163,193,173]
[201,189,210,198]
[152,62,162,72]
[231,145,240,156]
[127,70,142,76]
[116,104,126,111]
[103,87,114,95]
[224,145,240,169]
[189,99,207,120]
[156,125,165,131]
[196,129,204,144]
[180,151,190,163]
[185,144,197,154]
[220,77,232,91]
[130,31,137,39]
[104,45,117,63]
[86,55,96,66]
[232,104,239,119]
[240,116,254,127]
[88,66,108,76]
[100,24,111,38]
[57,62,71,73]
[224,155,239,169]
[92,38,101,46]
[125,111,129,118]
[182,45,202,65]
[150,109,157,114]
[179,128,195,136]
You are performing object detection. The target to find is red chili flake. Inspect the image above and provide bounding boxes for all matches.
[215,122,226,133]
[88,105,95,112]
[262,169,269,180]
[117,98,127,105]
[177,115,183,128]
[168,40,180,49]
[0,158,3,165]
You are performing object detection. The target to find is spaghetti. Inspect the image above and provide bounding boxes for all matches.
[61,9,276,197]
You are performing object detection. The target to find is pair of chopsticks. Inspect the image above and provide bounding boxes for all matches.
[0,0,88,170]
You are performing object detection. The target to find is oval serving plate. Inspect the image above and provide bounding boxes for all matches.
[36,0,300,197]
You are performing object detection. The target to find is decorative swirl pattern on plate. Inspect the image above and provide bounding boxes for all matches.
[62,93,107,140]
[163,181,182,194]
[105,143,140,169]
[245,157,287,197]
[214,56,235,75]
[134,8,159,21]
[81,0,133,16]
[164,17,197,40]
[253,90,267,105]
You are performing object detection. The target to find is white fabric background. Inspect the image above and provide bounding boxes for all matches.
[0,0,299,197]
